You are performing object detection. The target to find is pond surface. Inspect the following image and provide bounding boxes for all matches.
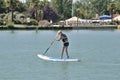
[0,30,120,80]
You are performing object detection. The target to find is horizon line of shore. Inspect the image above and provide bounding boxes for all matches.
[0,24,120,30]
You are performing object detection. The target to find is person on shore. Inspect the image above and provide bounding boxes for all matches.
[56,30,69,59]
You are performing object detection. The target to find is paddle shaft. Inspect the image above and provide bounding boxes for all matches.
[43,39,55,55]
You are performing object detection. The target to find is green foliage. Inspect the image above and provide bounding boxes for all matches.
[50,0,72,20]
[3,12,12,22]
[1,0,120,23]
[109,21,116,25]
[30,19,38,25]
[14,19,22,24]
[0,18,3,25]
[73,0,120,19]
[6,22,14,28]
[14,18,40,25]
[20,20,26,24]
[0,0,6,13]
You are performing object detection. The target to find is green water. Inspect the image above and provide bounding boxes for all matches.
[0,30,120,80]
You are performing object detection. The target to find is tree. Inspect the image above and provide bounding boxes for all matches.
[74,0,114,19]
[43,4,59,21]
[26,0,49,20]
[4,0,26,22]
[0,0,6,13]
[50,0,72,20]
[74,0,94,19]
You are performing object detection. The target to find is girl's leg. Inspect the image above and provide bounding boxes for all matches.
[65,47,69,58]
[61,46,65,58]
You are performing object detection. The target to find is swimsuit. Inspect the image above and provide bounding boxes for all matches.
[64,42,69,47]
[61,33,69,47]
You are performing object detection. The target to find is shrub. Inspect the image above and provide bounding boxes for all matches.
[30,19,38,25]
[22,20,27,24]
[109,22,116,25]
[6,22,14,29]
[0,18,3,25]
[14,19,22,24]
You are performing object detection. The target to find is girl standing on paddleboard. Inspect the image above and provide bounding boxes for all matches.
[56,30,69,59]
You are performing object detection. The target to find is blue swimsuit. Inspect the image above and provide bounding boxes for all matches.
[61,33,69,47]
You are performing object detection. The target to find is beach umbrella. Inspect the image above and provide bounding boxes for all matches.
[99,15,112,19]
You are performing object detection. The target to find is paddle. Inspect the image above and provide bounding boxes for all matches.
[43,35,58,55]
[43,40,55,55]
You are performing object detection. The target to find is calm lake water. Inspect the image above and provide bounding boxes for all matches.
[0,30,120,80]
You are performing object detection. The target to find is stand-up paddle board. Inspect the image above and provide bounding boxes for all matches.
[37,54,80,62]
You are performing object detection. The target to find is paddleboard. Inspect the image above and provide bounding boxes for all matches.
[37,54,80,62]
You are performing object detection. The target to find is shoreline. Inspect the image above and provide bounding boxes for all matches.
[0,25,119,30]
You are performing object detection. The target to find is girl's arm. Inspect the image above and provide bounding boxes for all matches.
[56,35,62,41]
